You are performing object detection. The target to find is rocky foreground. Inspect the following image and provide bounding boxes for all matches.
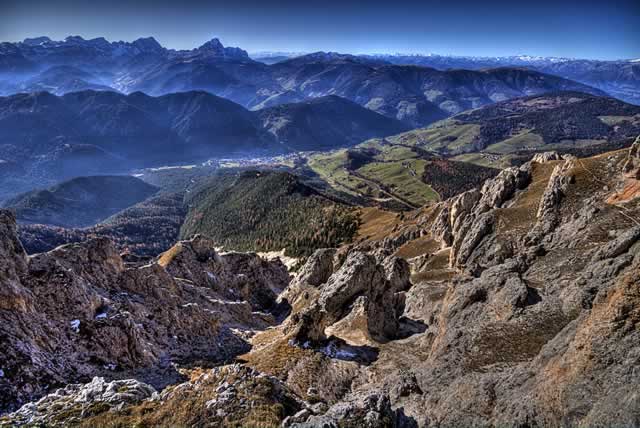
[1,139,640,427]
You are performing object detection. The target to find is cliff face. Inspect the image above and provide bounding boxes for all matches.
[0,222,290,414]
[271,146,640,427]
[1,145,640,427]
[348,147,639,427]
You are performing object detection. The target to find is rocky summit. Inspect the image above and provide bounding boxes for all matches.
[0,141,639,427]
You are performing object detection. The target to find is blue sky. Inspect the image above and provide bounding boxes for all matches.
[0,0,638,59]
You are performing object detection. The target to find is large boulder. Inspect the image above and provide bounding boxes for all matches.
[289,252,411,343]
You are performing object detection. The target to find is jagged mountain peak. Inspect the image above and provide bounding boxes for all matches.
[198,37,224,51]
[21,36,52,46]
[195,37,249,58]
[131,36,163,52]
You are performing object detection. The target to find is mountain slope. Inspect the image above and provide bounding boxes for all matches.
[0,90,417,203]
[370,53,640,105]
[4,175,158,227]
[270,55,606,126]
[0,90,276,163]
[0,37,612,129]
[0,89,280,203]
[17,192,187,256]
[257,95,410,151]
[381,92,640,166]
[181,170,360,257]
[1,143,639,427]
[304,139,499,209]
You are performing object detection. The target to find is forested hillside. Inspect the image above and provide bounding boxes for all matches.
[181,170,360,257]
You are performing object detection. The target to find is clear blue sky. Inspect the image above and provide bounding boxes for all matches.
[1,0,638,59]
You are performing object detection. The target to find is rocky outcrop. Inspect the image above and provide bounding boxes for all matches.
[429,204,452,248]
[160,235,290,312]
[288,252,412,343]
[530,157,576,239]
[291,392,417,428]
[0,210,290,413]
[592,226,640,261]
[447,164,530,269]
[2,378,157,427]
[327,147,640,427]
[294,248,337,287]
[0,211,31,312]
[1,364,306,428]
[475,165,531,213]
[622,136,640,178]
[531,151,562,163]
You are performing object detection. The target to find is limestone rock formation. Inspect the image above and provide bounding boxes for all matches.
[2,378,157,427]
[291,392,416,428]
[160,235,290,313]
[289,252,412,344]
[623,136,640,178]
[0,211,290,413]
[446,164,530,269]
[1,364,306,428]
[531,151,562,163]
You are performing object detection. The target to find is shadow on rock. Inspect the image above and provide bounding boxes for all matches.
[396,316,427,340]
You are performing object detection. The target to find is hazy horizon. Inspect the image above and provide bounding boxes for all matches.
[1,0,639,61]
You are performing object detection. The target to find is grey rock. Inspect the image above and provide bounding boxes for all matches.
[296,248,337,287]
[531,151,562,163]
[622,136,640,178]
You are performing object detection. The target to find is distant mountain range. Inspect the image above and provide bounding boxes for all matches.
[252,50,640,106]
[257,95,410,151]
[362,54,640,106]
[0,36,612,128]
[1,36,637,207]
[0,90,409,203]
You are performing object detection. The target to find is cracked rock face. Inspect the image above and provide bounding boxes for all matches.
[288,251,412,344]
[0,211,290,414]
[160,235,290,313]
[529,157,577,240]
[623,136,640,178]
[427,163,533,270]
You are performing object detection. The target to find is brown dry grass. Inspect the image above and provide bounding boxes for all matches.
[240,335,311,379]
[157,242,183,267]
[80,367,291,428]
[395,235,440,260]
[495,161,557,237]
[410,249,455,283]
[355,207,401,241]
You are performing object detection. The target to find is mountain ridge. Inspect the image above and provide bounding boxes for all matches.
[0,36,612,129]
